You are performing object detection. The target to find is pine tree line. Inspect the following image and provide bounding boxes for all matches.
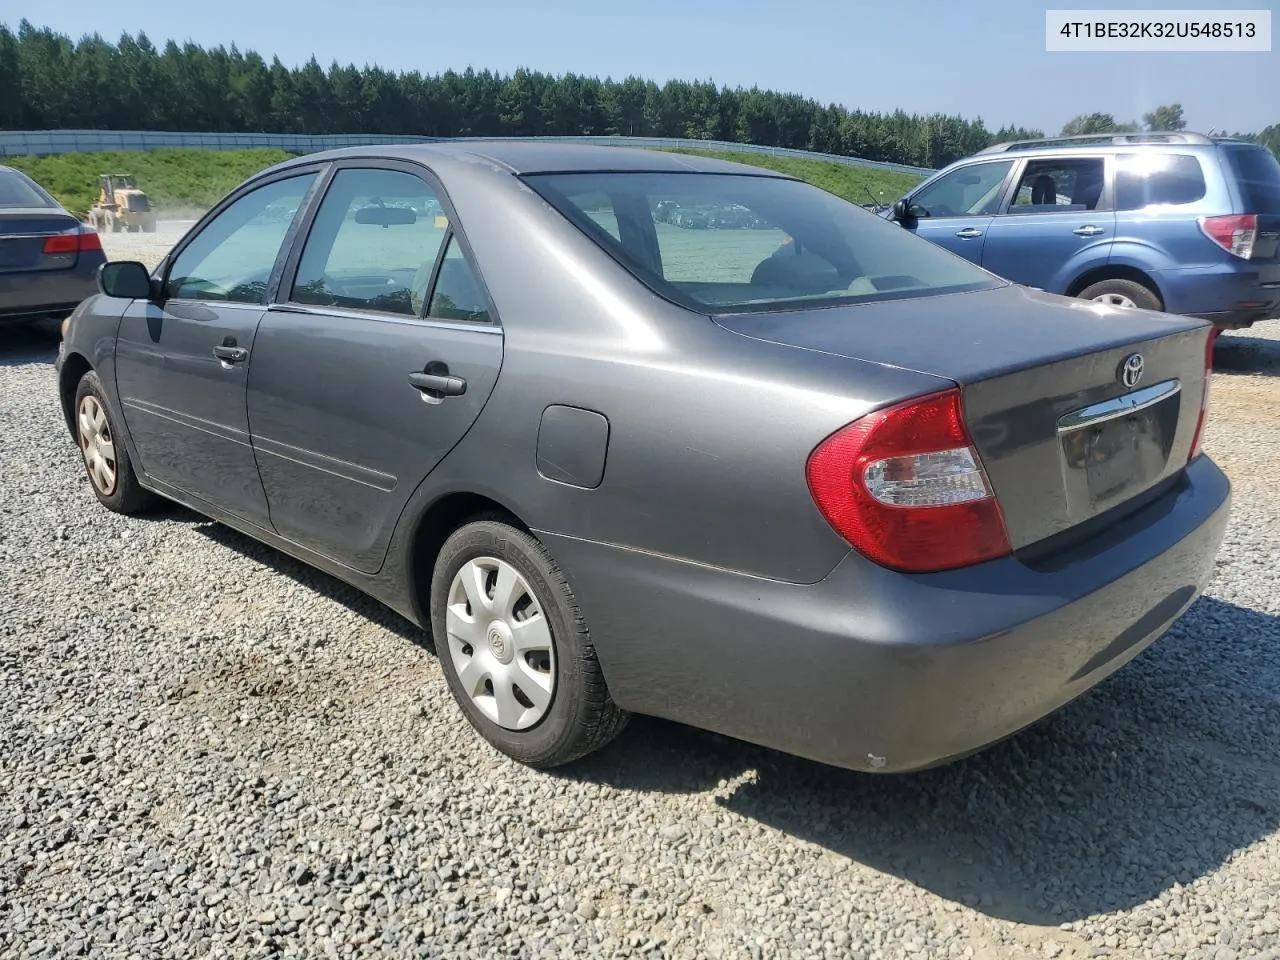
[0,20,1045,169]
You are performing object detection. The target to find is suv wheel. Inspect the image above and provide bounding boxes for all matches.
[1078,278,1162,312]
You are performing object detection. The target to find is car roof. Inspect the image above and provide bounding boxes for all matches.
[265,140,797,179]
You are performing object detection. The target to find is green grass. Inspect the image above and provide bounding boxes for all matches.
[658,147,926,205]
[5,143,926,219]
[5,148,294,218]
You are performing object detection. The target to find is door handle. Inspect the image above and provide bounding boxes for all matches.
[1073,225,1105,237]
[408,371,467,398]
[212,345,248,363]
[955,227,984,239]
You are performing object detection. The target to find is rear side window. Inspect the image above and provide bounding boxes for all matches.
[0,170,55,209]
[427,236,491,324]
[1115,154,1207,210]
[1007,158,1106,212]
[1221,145,1280,213]
[527,171,1002,314]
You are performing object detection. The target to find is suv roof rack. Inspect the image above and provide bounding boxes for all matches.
[975,131,1215,154]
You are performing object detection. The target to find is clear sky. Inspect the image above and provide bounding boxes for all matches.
[5,0,1275,135]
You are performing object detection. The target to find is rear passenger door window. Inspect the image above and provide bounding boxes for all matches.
[1114,154,1207,210]
[1005,158,1108,213]
[290,168,448,316]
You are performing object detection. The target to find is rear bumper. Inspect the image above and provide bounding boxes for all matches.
[546,455,1231,773]
[1155,262,1280,327]
[0,260,102,325]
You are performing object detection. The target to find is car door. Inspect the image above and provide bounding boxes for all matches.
[113,168,322,527]
[979,155,1116,292]
[898,159,1017,263]
[246,162,504,574]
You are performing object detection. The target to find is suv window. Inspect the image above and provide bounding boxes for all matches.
[1221,145,1280,214]
[292,168,449,317]
[165,173,316,303]
[909,161,1013,218]
[1007,158,1106,213]
[1115,154,1207,210]
[528,171,1002,314]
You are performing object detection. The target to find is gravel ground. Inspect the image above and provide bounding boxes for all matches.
[2,232,1280,960]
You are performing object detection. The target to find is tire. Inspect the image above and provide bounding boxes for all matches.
[430,518,628,767]
[1077,278,1162,312]
[73,371,156,515]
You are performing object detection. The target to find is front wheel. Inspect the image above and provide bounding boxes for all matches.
[430,518,628,767]
[73,371,156,515]
[1077,278,1162,312]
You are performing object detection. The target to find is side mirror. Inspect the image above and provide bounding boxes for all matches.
[891,199,913,222]
[98,261,154,300]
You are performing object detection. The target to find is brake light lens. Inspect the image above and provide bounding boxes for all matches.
[1198,214,1257,259]
[1188,329,1217,461]
[806,389,1011,573]
[42,228,101,255]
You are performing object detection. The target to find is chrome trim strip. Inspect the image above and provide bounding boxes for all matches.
[1057,379,1181,435]
[253,434,398,492]
[122,396,253,447]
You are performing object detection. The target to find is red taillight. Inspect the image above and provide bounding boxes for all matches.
[805,388,1011,573]
[42,233,77,254]
[1198,214,1257,259]
[42,228,101,255]
[1188,329,1217,461]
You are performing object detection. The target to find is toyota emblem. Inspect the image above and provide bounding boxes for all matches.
[1119,353,1144,389]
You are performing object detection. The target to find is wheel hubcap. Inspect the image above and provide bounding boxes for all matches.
[445,556,556,731]
[1094,292,1137,308]
[77,395,117,496]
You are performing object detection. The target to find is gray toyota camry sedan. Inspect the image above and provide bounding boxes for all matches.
[1,165,105,330]
[55,143,1230,773]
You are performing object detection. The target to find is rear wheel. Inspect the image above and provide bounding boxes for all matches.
[73,371,156,515]
[430,518,628,767]
[1077,278,1162,312]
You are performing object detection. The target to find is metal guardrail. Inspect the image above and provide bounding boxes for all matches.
[0,129,935,176]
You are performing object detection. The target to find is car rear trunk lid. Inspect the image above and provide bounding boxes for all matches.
[713,284,1212,551]
[0,211,84,273]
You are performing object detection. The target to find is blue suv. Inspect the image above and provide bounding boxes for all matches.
[887,132,1280,329]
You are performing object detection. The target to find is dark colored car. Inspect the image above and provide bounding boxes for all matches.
[0,165,105,331]
[56,143,1229,774]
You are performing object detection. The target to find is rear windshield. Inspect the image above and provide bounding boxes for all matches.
[0,170,56,209]
[1221,145,1280,213]
[525,172,1003,314]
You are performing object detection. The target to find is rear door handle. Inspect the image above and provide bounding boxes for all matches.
[408,371,467,397]
[1073,225,1106,237]
[212,345,248,363]
[955,227,984,239]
